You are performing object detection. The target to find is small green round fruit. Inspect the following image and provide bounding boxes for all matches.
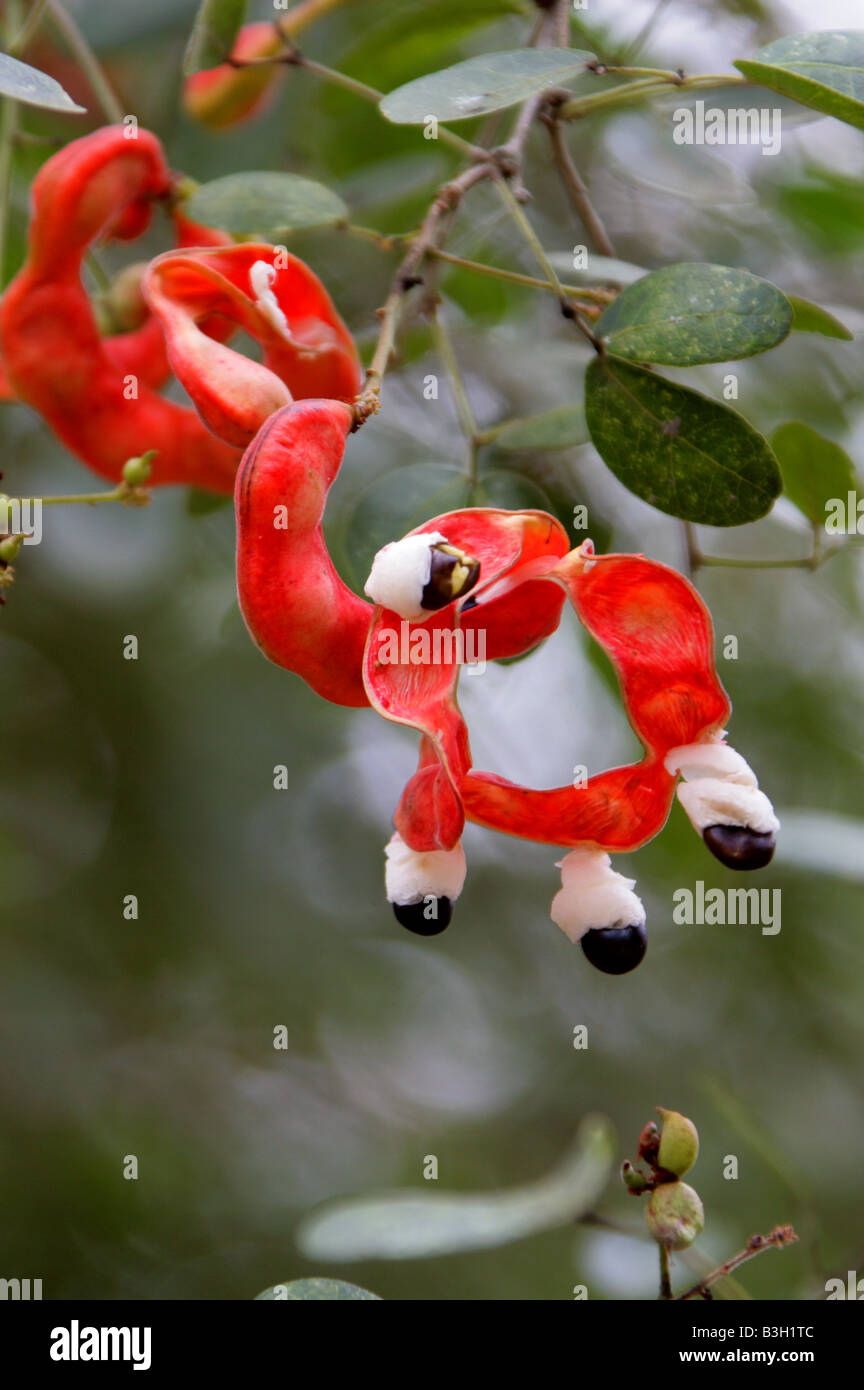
[122,453,154,487]
[646,1181,704,1251]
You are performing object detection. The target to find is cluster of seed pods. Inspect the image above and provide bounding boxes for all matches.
[0,126,779,975]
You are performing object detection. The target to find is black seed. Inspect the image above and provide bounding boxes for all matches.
[580,922,647,975]
[392,897,453,936]
[703,824,775,871]
[420,545,480,612]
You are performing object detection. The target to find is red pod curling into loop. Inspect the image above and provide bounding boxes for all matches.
[461,543,731,853]
[144,243,363,447]
[0,126,241,492]
[235,399,371,708]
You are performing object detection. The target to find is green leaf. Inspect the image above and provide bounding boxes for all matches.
[0,53,85,113]
[734,31,864,130]
[255,1278,381,1301]
[585,358,781,526]
[380,48,595,124]
[183,173,347,237]
[491,405,587,451]
[770,421,858,526]
[594,264,793,366]
[296,1115,615,1261]
[183,0,247,75]
[340,463,473,591]
[786,294,853,341]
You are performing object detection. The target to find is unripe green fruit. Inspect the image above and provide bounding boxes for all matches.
[656,1106,699,1178]
[646,1181,704,1251]
[122,452,155,487]
[0,534,22,563]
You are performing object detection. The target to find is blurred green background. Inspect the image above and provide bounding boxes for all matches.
[1,0,863,1299]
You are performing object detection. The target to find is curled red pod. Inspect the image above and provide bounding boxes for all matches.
[461,544,731,852]
[235,399,371,708]
[0,126,241,491]
[144,243,363,446]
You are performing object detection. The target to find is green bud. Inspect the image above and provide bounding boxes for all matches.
[0,534,22,563]
[122,451,156,487]
[646,1181,704,1251]
[621,1160,651,1195]
[656,1106,699,1178]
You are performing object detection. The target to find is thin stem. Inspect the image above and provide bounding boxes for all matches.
[8,0,48,56]
[0,0,23,284]
[354,161,490,419]
[339,222,613,304]
[492,173,567,299]
[559,72,744,121]
[428,247,612,303]
[545,116,615,256]
[676,1226,798,1302]
[658,1243,673,1300]
[239,48,483,159]
[46,0,124,123]
[2,484,147,508]
[430,309,479,471]
[337,221,409,252]
[698,554,819,571]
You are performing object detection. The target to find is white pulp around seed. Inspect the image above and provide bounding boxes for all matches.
[249,260,291,339]
[384,831,467,906]
[665,739,780,835]
[364,532,448,621]
[550,847,645,945]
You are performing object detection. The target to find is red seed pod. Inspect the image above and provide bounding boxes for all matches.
[144,244,363,447]
[0,126,241,492]
[235,399,371,707]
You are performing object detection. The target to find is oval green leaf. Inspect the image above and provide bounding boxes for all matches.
[183,172,347,236]
[491,405,587,451]
[0,53,85,113]
[296,1115,615,1261]
[595,264,793,366]
[184,0,248,75]
[770,421,858,526]
[380,48,595,124]
[256,1278,381,1300]
[585,358,781,526]
[786,293,853,340]
[734,31,864,130]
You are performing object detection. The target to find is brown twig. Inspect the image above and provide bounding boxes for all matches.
[543,111,615,256]
[676,1225,799,1301]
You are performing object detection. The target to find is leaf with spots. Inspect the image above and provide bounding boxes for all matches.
[585,358,781,526]
[594,264,792,366]
[735,31,864,130]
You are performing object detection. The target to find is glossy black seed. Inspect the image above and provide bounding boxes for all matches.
[580,922,647,975]
[421,545,480,612]
[703,824,775,871]
[393,897,453,936]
